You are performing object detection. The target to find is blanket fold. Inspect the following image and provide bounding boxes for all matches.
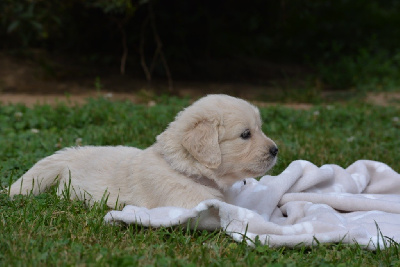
[104,160,400,249]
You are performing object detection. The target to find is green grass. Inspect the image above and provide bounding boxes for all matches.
[1,96,400,266]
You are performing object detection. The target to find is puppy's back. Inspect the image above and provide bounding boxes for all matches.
[8,146,142,198]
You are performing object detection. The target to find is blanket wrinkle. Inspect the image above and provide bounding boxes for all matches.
[104,160,400,250]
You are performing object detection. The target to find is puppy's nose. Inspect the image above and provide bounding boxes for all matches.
[269,146,278,157]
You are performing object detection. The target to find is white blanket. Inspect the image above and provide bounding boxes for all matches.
[104,160,400,249]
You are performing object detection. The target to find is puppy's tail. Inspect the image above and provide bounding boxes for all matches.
[7,152,66,198]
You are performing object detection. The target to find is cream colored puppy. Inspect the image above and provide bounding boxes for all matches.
[8,94,278,209]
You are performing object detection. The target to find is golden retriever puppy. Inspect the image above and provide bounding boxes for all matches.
[8,94,278,209]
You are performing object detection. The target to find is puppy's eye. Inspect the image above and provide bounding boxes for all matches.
[240,129,251,140]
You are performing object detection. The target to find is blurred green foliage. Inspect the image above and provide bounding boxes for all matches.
[1,0,399,90]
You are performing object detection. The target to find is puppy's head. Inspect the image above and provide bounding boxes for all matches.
[155,94,278,190]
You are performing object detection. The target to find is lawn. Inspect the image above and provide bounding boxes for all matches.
[1,95,400,266]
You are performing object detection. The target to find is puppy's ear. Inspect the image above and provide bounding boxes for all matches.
[182,120,221,169]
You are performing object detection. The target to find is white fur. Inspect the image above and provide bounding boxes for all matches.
[8,94,278,209]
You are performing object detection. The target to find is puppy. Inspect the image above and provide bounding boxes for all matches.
[8,94,278,209]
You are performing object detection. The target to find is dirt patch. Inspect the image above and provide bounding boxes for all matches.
[0,53,305,108]
[2,84,400,110]
[366,92,400,107]
[0,92,141,107]
[1,53,399,108]
[0,52,274,106]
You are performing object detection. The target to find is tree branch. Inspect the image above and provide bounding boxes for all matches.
[139,16,151,82]
[148,1,174,92]
[118,22,128,75]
